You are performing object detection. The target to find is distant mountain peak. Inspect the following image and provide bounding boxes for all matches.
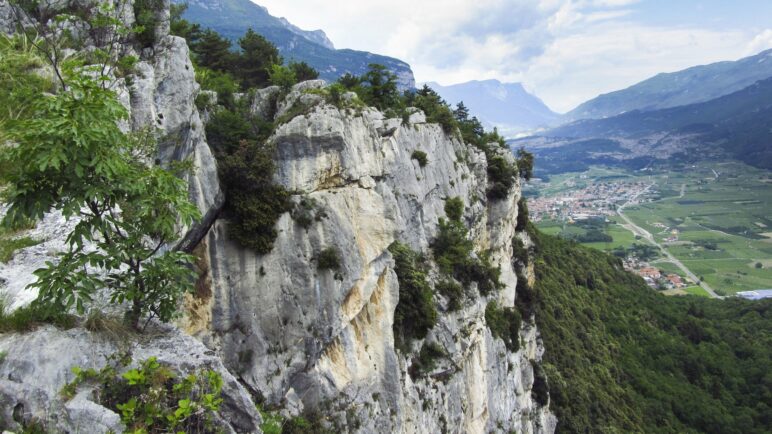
[565,48,772,122]
[177,0,414,88]
[427,80,558,136]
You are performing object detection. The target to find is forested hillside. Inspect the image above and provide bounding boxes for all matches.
[529,226,772,433]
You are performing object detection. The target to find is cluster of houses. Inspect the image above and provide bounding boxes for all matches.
[625,263,688,290]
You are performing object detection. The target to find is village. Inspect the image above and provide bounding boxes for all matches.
[528,177,652,223]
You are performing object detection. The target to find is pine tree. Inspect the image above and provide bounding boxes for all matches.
[236,28,281,89]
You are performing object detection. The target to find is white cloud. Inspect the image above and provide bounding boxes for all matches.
[253,0,767,113]
[746,29,772,55]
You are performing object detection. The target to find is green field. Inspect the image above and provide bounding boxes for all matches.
[535,161,772,295]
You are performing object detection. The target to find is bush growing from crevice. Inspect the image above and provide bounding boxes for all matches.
[389,241,437,352]
[290,197,327,229]
[317,247,341,270]
[512,236,528,265]
[485,300,521,352]
[515,268,535,318]
[486,153,518,200]
[411,150,428,167]
[432,218,502,297]
[531,360,550,406]
[516,197,529,232]
[444,197,464,222]
[436,280,464,311]
[409,342,447,380]
[62,355,224,433]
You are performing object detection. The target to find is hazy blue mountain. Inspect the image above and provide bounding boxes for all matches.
[178,0,415,89]
[518,76,772,173]
[428,79,559,136]
[565,49,772,122]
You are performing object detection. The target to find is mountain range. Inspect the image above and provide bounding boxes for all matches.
[177,0,416,89]
[517,48,772,175]
[428,79,559,136]
[565,49,772,122]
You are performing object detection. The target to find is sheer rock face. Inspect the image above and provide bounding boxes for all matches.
[198,85,556,433]
[0,1,555,431]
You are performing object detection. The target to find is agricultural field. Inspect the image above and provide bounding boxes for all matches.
[533,160,772,295]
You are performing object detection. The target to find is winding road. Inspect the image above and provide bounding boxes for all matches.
[616,184,722,299]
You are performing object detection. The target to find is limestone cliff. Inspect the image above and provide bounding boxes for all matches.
[0,1,555,432]
[195,80,555,433]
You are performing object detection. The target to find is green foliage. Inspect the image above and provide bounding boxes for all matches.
[484,300,521,351]
[516,198,529,231]
[269,63,297,91]
[0,298,76,333]
[169,3,202,42]
[359,63,400,110]
[486,153,518,200]
[289,61,319,82]
[191,29,235,72]
[409,342,447,380]
[414,85,456,134]
[411,150,428,167]
[133,0,164,48]
[530,360,549,406]
[432,218,502,296]
[195,68,239,109]
[236,28,282,90]
[218,140,291,254]
[444,197,464,222]
[435,280,464,311]
[516,147,534,181]
[291,197,326,229]
[0,35,52,133]
[317,247,341,270]
[63,356,224,433]
[530,228,772,433]
[389,241,437,352]
[512,236,528,264]
[0,232,39,263]
[0,61,200,329]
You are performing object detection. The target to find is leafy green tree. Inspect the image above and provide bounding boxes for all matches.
[289,61,319,82]
[0,61,200,329]
[236,28,281,89]
[268,63,297,91]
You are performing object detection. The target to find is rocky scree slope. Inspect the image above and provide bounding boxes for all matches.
[0,1,554,432]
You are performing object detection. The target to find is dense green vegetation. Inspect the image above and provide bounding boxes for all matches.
[529,226,772,433]
[0,7,200,330]
[432,199,502,296]
[484,300,521,351]
[62,355,224,433]
[389,241,437,352]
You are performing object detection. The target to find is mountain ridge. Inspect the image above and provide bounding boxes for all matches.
[565,48,772,122]
[177,0,416,89]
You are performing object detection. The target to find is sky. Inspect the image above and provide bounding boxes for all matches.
[253,0,772,113]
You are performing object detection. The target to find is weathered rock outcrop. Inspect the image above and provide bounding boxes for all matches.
[0,325,261,433]
[197,85,555,433]
[0,1,555,432]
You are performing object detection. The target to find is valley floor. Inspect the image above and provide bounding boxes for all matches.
[530,161,772,296]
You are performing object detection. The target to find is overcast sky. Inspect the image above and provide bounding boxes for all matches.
[254,0,772,113]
